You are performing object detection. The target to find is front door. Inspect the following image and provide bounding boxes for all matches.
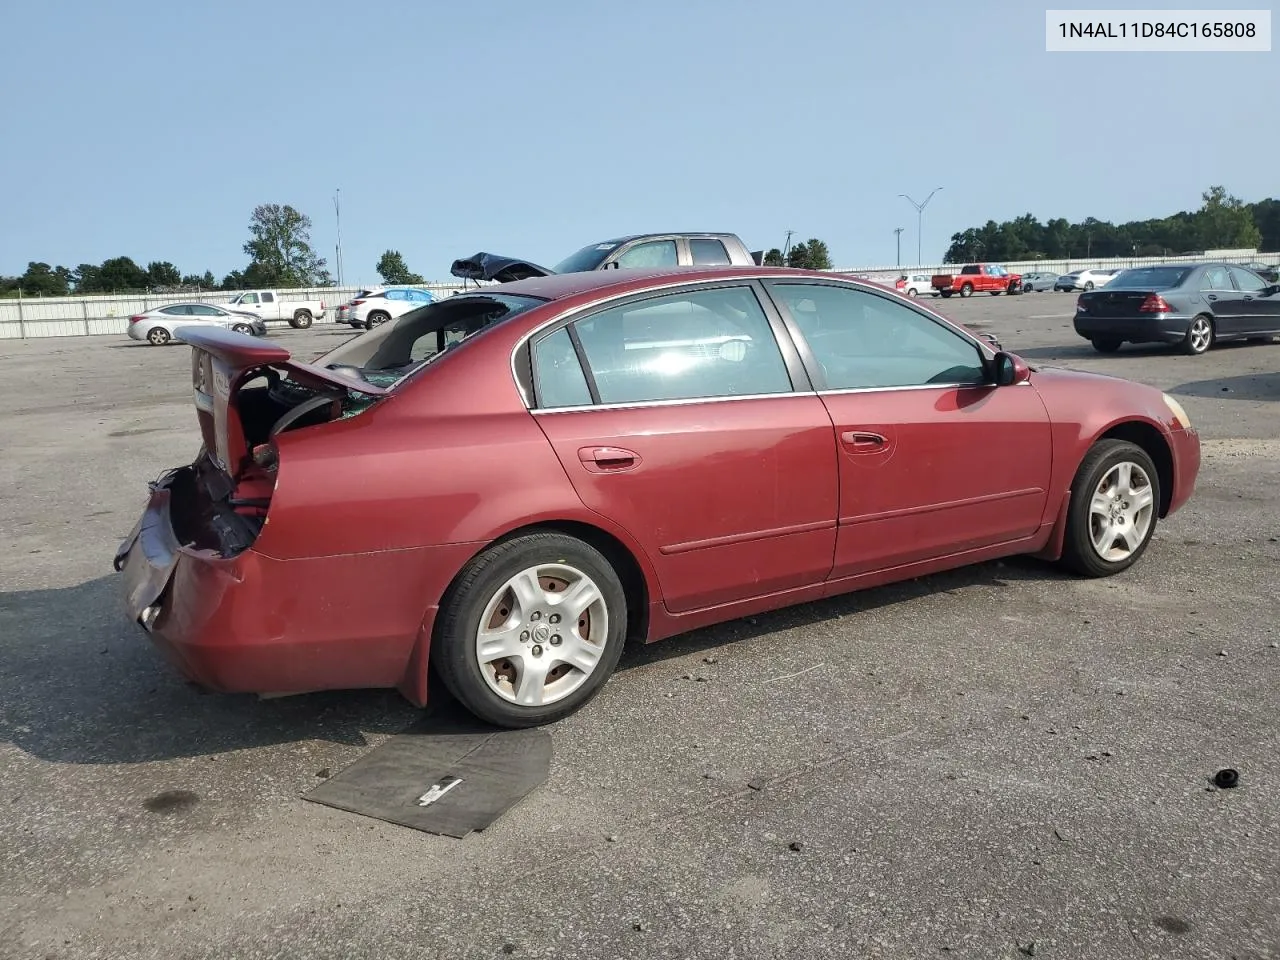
[1227,266,1280,335]
[528,282,839,613]
[762,280,1053,578]
[1199,264,1243,335]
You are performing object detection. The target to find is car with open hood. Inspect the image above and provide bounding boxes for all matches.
[115,266,1200,728]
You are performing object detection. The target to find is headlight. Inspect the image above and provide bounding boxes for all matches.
[1162,393,1192,429]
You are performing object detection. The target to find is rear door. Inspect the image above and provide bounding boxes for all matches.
[1227,266,1280,334]
[762,280,1052,578]
[258,291,280,320]
[528,281,839,613]
[1199,265,1242,334]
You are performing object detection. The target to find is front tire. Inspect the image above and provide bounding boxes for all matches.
[433,531,629,728]
[146,327,170,346]
[231,323,254,335]
[1091,337,1122,353]
[290,310,314,329]
[1060,439,1160,578]
[1182,314,1214,355]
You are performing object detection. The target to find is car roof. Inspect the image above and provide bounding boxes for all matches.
[485,265,869,301]
[599,232,741,244]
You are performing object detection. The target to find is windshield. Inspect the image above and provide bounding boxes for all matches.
[552,242,620,274]
[316,293,547,387]
[1109,267,1192,289]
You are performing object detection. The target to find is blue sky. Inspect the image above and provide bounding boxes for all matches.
[1,0,1275,283]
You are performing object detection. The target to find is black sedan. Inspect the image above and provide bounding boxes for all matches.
[1073,262,1280,356]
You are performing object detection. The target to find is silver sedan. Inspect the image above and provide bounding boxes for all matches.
[127,302,267,346]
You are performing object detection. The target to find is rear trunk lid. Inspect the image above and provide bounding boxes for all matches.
[1077,289,1161,318]
[180,326,388,481]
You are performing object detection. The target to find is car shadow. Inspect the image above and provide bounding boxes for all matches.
[0,557,1074,766]
[1169,371,1280,402]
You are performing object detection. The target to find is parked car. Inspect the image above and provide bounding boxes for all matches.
[1074,262,1280,355]
[115,265,1201,728]
[348,287,438,330]
[1055,269,1118,292]
[931,263,1022,298]
[1235,261,1280,283]
[1020,271,1061,293]
[126,303,267,346]
[335,288,384,326]
[222,289,328,329]
[450,232,761,283]
[894,273,936,298]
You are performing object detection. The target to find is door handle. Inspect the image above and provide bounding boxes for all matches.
[1207,295,1219,301]
[1243,295,1254,301]
[841,430,887,447]
[577,446,640,472]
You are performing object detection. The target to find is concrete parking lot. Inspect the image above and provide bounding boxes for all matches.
[1,295,1278,960]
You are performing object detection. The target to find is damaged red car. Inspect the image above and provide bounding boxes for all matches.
[115,266,1201,728]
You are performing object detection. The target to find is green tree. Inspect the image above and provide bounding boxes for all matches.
[181,270,218,290]
[11,262,73,296]
[1194,186,1262,250]
[147,261,182,288]
[785,238,833,270]
[762,247,785,266]
[221,269,247,291]
[1248,198,1280,252]
[376,249,424,284]
[241,203,330,286]
[96,256,150,292]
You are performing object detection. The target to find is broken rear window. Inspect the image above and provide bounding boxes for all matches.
[316,293,547,388]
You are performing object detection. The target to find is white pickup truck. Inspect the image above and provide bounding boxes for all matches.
[221,290,328,329]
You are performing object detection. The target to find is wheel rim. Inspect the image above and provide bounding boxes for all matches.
[233,324,250,334]
[1088,461,1155,562]
[1189,317,1212,353]
[474,563,609,707]
[148,329,167,344]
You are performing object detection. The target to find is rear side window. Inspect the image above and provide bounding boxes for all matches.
[160,305,190,315]
[261,292,275,303]
[689,239,731,265]
[533,328,593,408]
[1201,266,1232,290]
[567,286,793,405]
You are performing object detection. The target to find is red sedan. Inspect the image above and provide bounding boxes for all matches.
[115,266,1201,728]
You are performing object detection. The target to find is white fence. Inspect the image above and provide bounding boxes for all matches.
[2,250,1277,340]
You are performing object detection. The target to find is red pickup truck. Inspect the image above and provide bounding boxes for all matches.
[931,263,1022,298]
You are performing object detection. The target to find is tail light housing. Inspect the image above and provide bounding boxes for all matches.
[1139,294,1172,313]
[1075,296,1087,312]
[129,314,145,324]
[352,299,365,306]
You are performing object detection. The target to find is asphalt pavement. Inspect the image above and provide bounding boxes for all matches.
[1,297,1278,960]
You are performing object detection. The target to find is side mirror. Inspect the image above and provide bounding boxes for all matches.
[993,350,1031,386]
[1265,284,1280,297]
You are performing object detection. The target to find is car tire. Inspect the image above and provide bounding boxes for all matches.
[1060,439,1160,578]
[1084,281,1094,291]
[959,283,973,298]
[146,327,170,346]
[989,290,1002,296]
[940,291,953,298]
[290,310,314,329]
[1091,337,1122,353]
[433,531,629,728]
[906,288,918,298]
[366,310,390,330]
[231,323,254,335]
[1182,314,1214,355]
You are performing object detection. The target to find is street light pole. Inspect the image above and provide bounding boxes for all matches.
[894,227,904,266]
[333,189,344,287]
[898,186,943,266]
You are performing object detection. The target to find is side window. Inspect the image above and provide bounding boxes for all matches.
[261,292,275,303]
[242,293,259,304]
[1228,266,1266,293]
[570,286,793,404]
[613,240,678,269]
[771,283,986,390]
[412,290,434,302]
[159,305,188,315]
[689,238,731,265]
[190,304,220,316]
[1201,266,1231,290]
[532,327,593,408]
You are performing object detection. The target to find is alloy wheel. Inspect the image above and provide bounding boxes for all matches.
[1088,461,1155,562]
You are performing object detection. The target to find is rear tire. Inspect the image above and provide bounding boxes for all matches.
[1060,439,1160,578]
[365,310,391,330]
[146,327,170,346]
[906,288,918,298]
[433,531,629,728]
[1182,314,1214,355]
[1084,281,1094,291]
[1091,337,1122,353]
[290,310,313,330]
[940,291,953,298]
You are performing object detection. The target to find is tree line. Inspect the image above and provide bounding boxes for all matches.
[944,187,1278,264]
